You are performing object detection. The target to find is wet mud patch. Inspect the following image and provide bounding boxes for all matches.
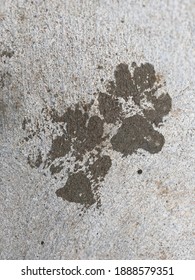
[111,115,165,156]
[22,62,172,209]
[56,171,96,206]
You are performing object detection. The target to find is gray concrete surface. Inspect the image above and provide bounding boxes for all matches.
[0,0,195,259]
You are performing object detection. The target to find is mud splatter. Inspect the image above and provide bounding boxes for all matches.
[22,61,172,209]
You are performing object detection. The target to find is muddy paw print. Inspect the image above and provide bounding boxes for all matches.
[22,62,172,209]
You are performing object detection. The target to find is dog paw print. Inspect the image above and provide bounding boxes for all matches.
[22,62,172,209]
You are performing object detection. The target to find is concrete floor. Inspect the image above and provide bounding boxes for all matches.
[0,0,195,259]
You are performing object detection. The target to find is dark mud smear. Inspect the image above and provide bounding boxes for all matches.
[0,72,11,89]
[0,49,14,89]
[143,91,172,126]
[49,136,71,162]
[27,150,43,168]
[89,155,112,183]
[23,62,172,209]
[98,92,121,123]
[0,50,14,58]
[56,171,96,206]
[50,161,64,175]
[111,115,165,156]
[50,104,104,160]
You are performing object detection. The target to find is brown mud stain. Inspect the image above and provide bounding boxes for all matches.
[23,61,172,209]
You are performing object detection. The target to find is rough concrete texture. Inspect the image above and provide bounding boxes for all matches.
[0,0,195,259]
